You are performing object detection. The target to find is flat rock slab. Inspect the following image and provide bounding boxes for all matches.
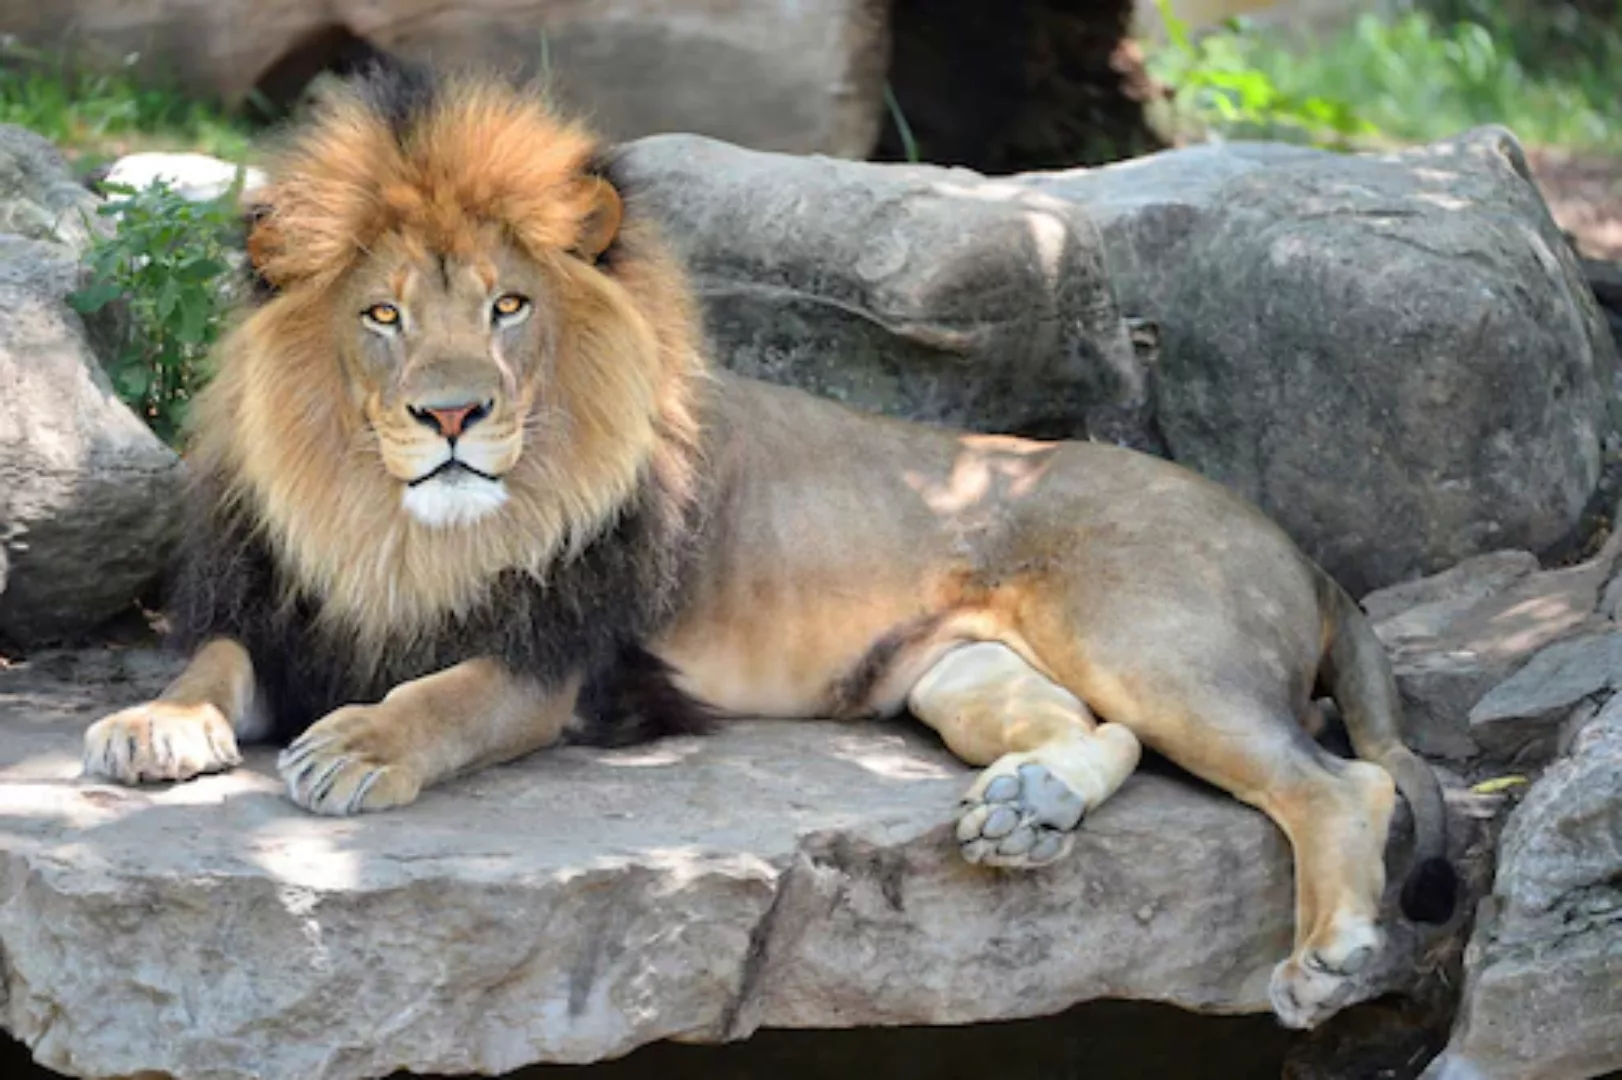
[0,648,1430,1080]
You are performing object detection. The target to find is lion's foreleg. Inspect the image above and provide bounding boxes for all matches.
[277,659,576,815]
[82,637,255,784]
[907,642,1141,868]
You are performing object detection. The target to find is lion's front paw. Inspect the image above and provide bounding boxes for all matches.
[276,704,423,816]
[956,756,1086,868]
[83,700,242,785]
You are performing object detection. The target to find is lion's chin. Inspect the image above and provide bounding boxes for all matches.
[400,470,510,529]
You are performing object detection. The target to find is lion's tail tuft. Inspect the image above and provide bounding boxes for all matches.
[570,644,721,748]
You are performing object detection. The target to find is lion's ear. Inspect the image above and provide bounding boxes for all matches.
[573,176,623,261]
[244,198,285,294]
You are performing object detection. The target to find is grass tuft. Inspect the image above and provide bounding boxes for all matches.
[0,38,252,169]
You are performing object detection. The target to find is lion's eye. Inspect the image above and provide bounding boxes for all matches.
[362,303,401,329]
[491,293,530,324]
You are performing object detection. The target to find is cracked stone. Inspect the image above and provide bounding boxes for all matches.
[1363,537,1622,766]
[1424,696,1622,1080]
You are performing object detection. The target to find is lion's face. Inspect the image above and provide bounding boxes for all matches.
[200,70,704,633]
[338,230,550,528]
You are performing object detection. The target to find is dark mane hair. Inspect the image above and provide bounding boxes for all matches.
[167,466,715,747]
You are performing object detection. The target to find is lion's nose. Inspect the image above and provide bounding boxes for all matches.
[409,401,492,440]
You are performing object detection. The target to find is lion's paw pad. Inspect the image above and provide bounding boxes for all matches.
[957,761,1085,868]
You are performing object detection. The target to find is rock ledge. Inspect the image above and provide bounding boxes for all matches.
[1,649,1440,1080]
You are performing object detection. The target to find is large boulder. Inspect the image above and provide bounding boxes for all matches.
[0,127,102,251]
[0,2,891,159]
[0,128,185,645]
[613,135,1150,446]
[1024,129,1618,596]
[1424,698,1622,1080]
[0,647,1472,1080]
[1362,536,1622,767]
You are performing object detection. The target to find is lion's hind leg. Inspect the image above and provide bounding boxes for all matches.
[907,642,1142,869]
[1078,669,1399,1030]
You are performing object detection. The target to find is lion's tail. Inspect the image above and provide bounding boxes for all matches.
[1316,570,1458,925]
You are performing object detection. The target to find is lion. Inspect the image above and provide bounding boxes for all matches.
[82,62,1456,1031]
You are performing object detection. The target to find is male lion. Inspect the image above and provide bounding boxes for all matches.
[83,64,1455,1029]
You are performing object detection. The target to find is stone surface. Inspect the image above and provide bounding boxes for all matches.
[615,135,1149,446]
[1027,128,1618,595]
[0,131,186,646]
[1018,140,1323,320]
[0,647,1455,1080]
[0,2,891,159]
[1364,539,1622,765]
[101,153,268,204]
[1424,698,1622,1080]
[0,127,102,253]
[1468,629,1622,759]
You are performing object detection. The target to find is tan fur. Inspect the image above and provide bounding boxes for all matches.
[83,72,1448,1032]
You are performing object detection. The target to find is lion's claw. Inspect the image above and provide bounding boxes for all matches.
[277,705,421,815]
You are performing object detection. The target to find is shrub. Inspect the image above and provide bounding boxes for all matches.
[1147,0,1622,153]
[68,179,241,446]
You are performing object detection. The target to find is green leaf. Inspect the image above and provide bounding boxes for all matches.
[114,363,152,399]
[66,280,121,313]
[175,288,210,344]
[156,276,181,321]
[178,256,227,283]
[1470,775,1528,795]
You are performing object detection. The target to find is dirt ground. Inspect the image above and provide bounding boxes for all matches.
[1527,147,1622,261]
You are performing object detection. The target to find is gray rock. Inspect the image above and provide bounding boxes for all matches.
[1468,629,1622,759]
[1018,140,1322,319]
[1426,698,1622,1080]
[615,135,1148,445]
[0,236,185,644]
[0,126,103,252]
[1365,538,1620,765]
[0,647,1464,1080]
[0,1,891,159]
[1028,128,1617,595]
[1361,550,1542,627]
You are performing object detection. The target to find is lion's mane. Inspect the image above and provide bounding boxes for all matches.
[166,62,713,745]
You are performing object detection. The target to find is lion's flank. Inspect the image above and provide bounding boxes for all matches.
[170,60,713,747]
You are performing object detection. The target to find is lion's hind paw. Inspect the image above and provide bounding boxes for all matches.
[1268,922,1384,1029]
[956,759,1085,869]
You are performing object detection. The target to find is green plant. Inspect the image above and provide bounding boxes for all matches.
[68,179,241,445]
[0,38,252,167]
[1147,0,1376,149]
[883,82,920,164]
[1145,2,1622,153]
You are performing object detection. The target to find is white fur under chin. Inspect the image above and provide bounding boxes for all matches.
[401,474,509,528]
